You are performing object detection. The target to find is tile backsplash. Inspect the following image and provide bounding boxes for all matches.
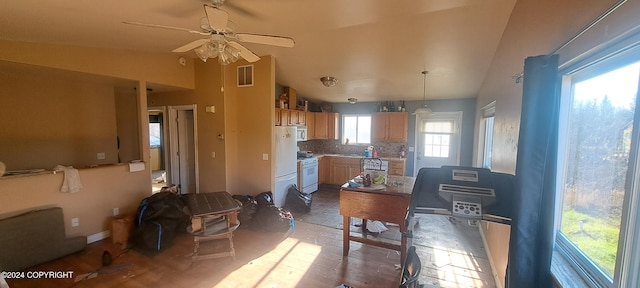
[298,139,407,158]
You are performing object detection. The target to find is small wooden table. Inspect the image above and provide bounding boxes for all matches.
[187,192,241,261]
[340,175,415,264]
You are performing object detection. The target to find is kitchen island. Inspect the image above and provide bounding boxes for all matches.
[339,175,415,264]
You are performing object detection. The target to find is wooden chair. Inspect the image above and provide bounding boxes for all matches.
[190,212,240,261]
[399,246,423,288]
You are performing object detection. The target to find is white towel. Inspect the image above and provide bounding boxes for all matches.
[55,165,83,193]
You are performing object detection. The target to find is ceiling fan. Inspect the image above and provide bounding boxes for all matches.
[123,2,294,65]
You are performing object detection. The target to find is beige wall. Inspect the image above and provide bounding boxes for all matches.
[0,164,150,237]
[474,0,640,286]
[0,40,197,238]
[147,60,227,193]
[0,63,119,170]
[224,57,275,195]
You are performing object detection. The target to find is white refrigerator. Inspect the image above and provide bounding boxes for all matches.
[273,126,297,207]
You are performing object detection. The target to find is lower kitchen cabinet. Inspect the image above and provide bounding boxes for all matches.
[386,159,406,176]
[329,157,360,185]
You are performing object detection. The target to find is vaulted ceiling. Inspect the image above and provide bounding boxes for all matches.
[0,0,517,103]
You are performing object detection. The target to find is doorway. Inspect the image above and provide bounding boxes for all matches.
[414,111,463,174]
[148,105,199,194]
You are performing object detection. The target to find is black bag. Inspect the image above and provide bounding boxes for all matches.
[232,194,258,224]
[132,192,190,254]
[252,205,294,233]
[255,191,274,207]
[284,185,313,213]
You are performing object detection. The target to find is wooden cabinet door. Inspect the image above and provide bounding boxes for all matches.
[371,112,388,142]
[275,108,281,126]
[328,112,340,140]
[280,109,291,126]
[307,112,315,139]
[318,156,329,184]
[289,110,298,125]
[315,112,328,139]
[387,160,406,176]
[298,111,306,125]
[387,112,408,142]
[370,112,407,142]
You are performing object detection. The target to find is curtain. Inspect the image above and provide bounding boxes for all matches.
[506,54,560,288]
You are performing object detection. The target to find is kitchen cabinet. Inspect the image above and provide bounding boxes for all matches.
[329,157,360,185]
[275,108,281,126]
[318,155,330,184]
[284,87,297,109]
[307,112,316,139]
[288,110,306,126]
[386,159,406,176]
[280,109,290,126]
[314,112,339,140]
[371,112,408,142]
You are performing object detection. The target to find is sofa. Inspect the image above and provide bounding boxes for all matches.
[0,207,87,271]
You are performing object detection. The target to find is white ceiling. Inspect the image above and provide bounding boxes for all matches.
[0,0,517,103]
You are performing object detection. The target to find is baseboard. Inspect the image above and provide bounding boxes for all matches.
[87,230,111,244]
[478,223,503,288]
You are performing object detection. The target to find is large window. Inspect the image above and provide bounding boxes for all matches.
[556,50,640,287]
[342,114,371,144]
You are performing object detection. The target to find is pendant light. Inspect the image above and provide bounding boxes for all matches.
[413,70,432,115]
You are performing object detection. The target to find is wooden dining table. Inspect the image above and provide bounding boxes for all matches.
[339,175,416,264]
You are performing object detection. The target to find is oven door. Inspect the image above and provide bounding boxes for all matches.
[299,161,318,193]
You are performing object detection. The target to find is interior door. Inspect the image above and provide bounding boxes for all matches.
[168,105,199,194]
[415,112,462,174]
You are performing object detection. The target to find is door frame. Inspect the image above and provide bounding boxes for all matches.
[167,104,199,194]
[413,111,463,175]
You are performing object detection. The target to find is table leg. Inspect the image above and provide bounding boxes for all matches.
[362,218,367,233]
[343,215,350,256]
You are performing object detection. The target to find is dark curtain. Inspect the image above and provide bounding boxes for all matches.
[506,54,560,288]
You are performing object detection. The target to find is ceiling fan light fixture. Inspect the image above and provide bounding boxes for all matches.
[320,76,338,87]
[413,70,433,115]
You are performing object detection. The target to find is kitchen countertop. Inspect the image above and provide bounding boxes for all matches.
[315,154,407,161]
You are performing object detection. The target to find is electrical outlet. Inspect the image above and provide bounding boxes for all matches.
[71,218,79,227]
[211,152,216,158]
[263,153,269,160]
[113,208,119,216]
[97,152,106,160]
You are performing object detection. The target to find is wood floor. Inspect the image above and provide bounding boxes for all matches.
[5,221,402,288]
[5,187,497,288]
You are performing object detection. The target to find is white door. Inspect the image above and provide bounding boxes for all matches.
[415,112,462,174]
[168,105,199,194]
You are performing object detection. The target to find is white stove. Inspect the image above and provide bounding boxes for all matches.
[297,156,318,193]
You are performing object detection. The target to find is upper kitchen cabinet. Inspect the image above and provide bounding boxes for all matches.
[275,108,282,126]
[371,112,408,142]
[284,87,297,109]
[314,112,339,140]
[306,112,316,139]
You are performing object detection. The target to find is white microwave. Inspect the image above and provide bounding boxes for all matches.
[296,126,308,142]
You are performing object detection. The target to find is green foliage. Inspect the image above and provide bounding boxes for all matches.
[560,209,620,275]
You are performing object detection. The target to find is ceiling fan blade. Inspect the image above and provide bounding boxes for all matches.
[228,41,260,63]
[204,5,228,32]
[224,1,261,19]
[122,21,210,36]
[173,39,210,53]
[236,33,295,48]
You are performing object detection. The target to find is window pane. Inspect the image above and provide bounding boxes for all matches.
[357,116,371,144]
[150,123,161,147]
[342,115,371,144]
[559,62,640,277]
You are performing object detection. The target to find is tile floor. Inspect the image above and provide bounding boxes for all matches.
[294,185,497,288]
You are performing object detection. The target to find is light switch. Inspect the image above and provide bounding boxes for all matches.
[211,152,216,158]
[408,147,415,152]
[205,106,215,113]
[97,152,106,160]
[263,153,269,160]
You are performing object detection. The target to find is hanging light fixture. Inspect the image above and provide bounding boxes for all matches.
[194,40,241,65]
[413,70,432,115]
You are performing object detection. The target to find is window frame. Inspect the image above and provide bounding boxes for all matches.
[341,114,372,145]
[554,41,640,288]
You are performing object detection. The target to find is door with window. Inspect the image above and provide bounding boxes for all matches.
[415,112,462,173]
